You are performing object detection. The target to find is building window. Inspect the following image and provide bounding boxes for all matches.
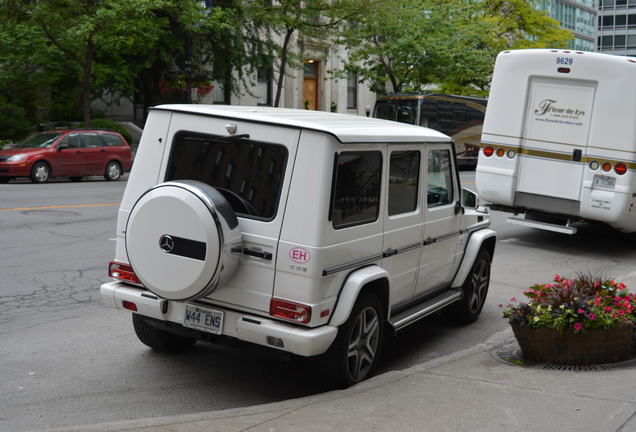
[257,66,272,106]
[211,80,228,104]
[347,71,358,110]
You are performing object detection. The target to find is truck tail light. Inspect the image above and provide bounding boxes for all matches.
[602,162,612,172]
[109,261,141,285]
[483,146,494,157]
[269,298,312,324]
[615,162,627,175]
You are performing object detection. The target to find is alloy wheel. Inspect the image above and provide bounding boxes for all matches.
[468,259,489,314]
[346,306,380,382]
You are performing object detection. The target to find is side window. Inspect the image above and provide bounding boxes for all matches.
[81,133,101,148]
[60,134,81,148]
[331,151,382,229]
[99,133,124,147]
[427,149,454,208]
[388,150,420,215]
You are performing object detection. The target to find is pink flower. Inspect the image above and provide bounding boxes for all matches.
[574,323,583,331]
[605,306,612,312]
[577,308,585,314]
[588,313,596,320]
[594,297,602,306]
[611,280,617,287]
[619,310,625,316]
[510,297,517,302]
[594,282,601,289]
[618,282,626,290]
[554,273,561,281]
[498,304,503,308]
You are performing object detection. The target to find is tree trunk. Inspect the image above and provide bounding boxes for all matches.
[274,27,294,108]
[82,39,94,126]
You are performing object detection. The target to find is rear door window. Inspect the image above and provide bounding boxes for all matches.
[165,132,288,221]
[81,133,102,148]
[330,151,382,229]
[427,149,454,207]
[388,150,420,215]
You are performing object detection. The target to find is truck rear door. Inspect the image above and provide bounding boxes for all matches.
[517,78,596,202]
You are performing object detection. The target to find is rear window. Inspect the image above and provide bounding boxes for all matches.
[165,132,288,221]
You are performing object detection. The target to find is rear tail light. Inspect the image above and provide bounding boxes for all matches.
[483,146,494,157]
[589,161,599,170]
[269,298,312,324]
[506,150,516,159]
[615,162,627,175]
[109,261,141,285]
[496,148,505,157]
[602,162,612,172]
[122,301,138,312]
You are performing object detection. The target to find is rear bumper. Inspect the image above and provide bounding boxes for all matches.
[100,281,338,357]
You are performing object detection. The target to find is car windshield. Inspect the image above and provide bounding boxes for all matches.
[15,132,62,148]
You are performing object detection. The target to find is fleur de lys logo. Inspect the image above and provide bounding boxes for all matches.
[534,99,558,116]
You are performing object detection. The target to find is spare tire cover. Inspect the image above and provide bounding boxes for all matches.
[126,180,241,301]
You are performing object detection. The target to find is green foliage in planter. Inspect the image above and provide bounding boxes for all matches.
[502,273,636,333]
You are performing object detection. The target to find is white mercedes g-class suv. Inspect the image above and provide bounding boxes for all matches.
[101,105,495,388]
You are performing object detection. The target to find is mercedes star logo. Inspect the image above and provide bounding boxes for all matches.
[159,235,175,253]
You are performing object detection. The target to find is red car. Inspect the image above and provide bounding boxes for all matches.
[0,130,133,183]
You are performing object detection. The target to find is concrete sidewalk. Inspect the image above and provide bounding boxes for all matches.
[45,329,636,432]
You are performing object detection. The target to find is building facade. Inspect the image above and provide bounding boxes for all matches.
[598,0,636,55]
[535,0,598,51]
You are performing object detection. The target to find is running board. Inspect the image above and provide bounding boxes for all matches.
[389,290,461,331]
[507,215,577,235]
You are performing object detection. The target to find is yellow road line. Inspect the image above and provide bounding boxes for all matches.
[0,202,120,212]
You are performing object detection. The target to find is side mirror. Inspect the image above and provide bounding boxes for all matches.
[461,188,479,209]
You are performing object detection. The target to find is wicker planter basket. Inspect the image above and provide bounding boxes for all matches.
[511,323,634,365]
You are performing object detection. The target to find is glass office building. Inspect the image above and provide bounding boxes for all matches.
[598,0,636,55]
[535,0,597,51]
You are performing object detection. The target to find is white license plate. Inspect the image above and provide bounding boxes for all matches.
[592,174,616,190]
[183,304,224,334]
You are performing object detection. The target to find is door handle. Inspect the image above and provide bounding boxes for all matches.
[240,247,272,260]
[383,248,398,258]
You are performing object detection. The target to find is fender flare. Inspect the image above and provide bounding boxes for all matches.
[329,265,390,327]
[451,228,496,288]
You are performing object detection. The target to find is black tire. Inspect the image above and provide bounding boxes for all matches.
[0,177,11,184]
[104,160,122,181]
[132,314,196,353]
[445,248,491,325]
[30,161,51,183]
[69,176,83,182]
[320,292,385,389]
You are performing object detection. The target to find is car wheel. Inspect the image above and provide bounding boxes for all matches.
[69,176,83,182]
[104,161,122,181]
[132,314,196,353]
[445,248,491,325]
[0,177,11,184]
[321,292,384,389]
[30,161,51,183]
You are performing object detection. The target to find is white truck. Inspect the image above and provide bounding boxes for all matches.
[477,49,636,234]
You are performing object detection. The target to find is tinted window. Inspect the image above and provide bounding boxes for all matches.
[100,133,124,147]
[82,133,101,148]
[374,101,396,121]
[166,132,288,220]
[427,149,454,207]
[395,100,418,124]
[60,134,81,148]
[389,151,420,215]
[331,151,382,229]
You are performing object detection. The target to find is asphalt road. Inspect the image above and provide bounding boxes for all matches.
[3,173,636,431]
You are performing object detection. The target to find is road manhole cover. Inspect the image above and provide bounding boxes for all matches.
[491,337,636,371]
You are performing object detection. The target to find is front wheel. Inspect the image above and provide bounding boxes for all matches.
[104,161,122,181]
[320,292,384,389]
[445,248,491,325]
[30,161,51,183]
[132,314,196,353]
